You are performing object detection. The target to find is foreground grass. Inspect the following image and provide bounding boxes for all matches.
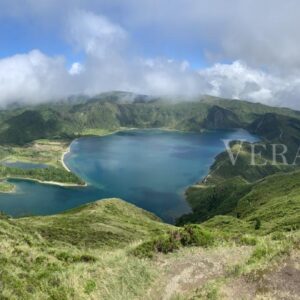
[0,199,173,299]
[0,198,299,299]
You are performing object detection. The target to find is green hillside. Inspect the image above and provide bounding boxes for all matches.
[0,93,299,298]
[0,197,299,299]
[0,91,300,146]
[178,170,300,234]
[3,91,300,186]
[0,199,173,299]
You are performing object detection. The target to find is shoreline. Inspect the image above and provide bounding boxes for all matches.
[0,181,16,194]
[0,128,256,222]
[61,146,72,172]
[6,176,87,187]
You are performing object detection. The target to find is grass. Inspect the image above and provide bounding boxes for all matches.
[0,139,69,169]
[0,94,299,297]
[234,231,298,275]
[131,224,214,258]
[172,232,299,299]
[180,170,300,235]
[0,198,298,299]
[0,139,85,185]
[0,199,172,299]
[79,128,117,136]
[0,180,14,193]
[18,199,173,249]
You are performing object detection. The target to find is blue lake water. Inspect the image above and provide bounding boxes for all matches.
[0,129,258,222]
[1,161,48,169]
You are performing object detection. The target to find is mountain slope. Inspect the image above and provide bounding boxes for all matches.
[178,170,300,234]
[0,92,299,145]
[203,105,242,129]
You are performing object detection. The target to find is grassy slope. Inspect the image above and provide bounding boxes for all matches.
[0,199,173,299]
[0,198,298,299]
[205,141,296,184]
[179,170,300,235]
[0,92,300,146]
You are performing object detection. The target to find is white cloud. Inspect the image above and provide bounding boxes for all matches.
[69,62,84,75]
[0,50,73,105]
[1,0,300,71]
[67,10,127,59]
[1,6,300,109]
[198,61,300,109]
[198,61,274,100]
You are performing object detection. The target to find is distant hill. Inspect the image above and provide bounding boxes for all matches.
[0,91,299,145]
[178,171,300,232]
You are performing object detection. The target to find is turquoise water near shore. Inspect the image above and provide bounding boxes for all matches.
[0,129,258,222]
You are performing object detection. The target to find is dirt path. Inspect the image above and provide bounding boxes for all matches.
[147,245,252,300]
[220,250,300,300]
[146,247,300,300]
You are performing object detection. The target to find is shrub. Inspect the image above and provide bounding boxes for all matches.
[56,252,97,263]
[131,240,157,258]
[132,225,214,258]
[240,234,257,246]
[132,232,181,258]
[181,224,214,247]
[271,231,286,240]
[254,218,261,230]
[155,232,181,254]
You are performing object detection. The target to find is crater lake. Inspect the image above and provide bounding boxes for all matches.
[0,129,258,223]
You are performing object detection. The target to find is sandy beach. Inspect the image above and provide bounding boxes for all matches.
[61,146,71,172]
[6,176,87,187]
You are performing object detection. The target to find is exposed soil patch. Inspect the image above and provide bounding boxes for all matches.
[221,250,300,300]
[148,245,252,300]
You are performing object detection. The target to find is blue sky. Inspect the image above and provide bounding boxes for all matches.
[0,0,300,109]
[0,12,209,69]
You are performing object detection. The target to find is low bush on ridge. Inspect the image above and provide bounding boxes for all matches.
[131,224,214,258]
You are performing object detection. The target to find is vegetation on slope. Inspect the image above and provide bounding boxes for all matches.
[0,92,300,186]
[205,141,295,184]
[0,92,299,298]
[0,140,70,168]
[178,170,300,235]
[0,197,298,299]
[0,164,84,185]
[0,180,14,192]
[0,91,300,146]
[0,199,173,299]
